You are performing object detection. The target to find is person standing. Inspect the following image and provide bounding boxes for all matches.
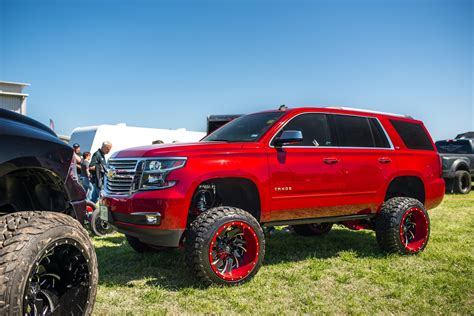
[80,152,93,200]
[72,143,82,173]
[89,141,112,203]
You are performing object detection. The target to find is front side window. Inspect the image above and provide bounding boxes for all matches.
[272,113,334,147]
[203,111,284,142]
[333,115,390,148]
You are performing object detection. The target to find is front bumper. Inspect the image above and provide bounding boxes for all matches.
[101,188,189,247]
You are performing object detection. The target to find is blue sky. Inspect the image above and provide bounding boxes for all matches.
[1,0,472,141]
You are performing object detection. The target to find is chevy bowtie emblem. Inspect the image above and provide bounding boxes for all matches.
[107,167,116,178]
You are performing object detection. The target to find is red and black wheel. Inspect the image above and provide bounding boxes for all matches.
[375,197,430,254]
[185,207,264,286]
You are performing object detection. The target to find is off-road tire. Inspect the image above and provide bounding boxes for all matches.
[375,197,430,255]
[91,208,116,237]
[454,170,471,194]
[293,223,333,236]
[0,211,98,315]
[185,206,265,286]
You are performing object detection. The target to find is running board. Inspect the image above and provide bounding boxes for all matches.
[262,214,376,227]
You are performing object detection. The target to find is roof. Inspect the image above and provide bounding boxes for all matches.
[455,132,474,139]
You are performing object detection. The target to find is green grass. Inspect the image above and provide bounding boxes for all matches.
[93,193,474,315]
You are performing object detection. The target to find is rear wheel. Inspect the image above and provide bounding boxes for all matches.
[293,223,333,236]
[185,207,265,286]
[375,197,430,254]
[0,211,98,315]
[454,170,471,194]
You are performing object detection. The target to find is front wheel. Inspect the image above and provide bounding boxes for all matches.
[0,211,98,315]
[185,207,265,286]
[375,197,430,255]
[90,208,116,236]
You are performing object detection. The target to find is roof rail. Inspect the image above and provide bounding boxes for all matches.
[325,106,413,119]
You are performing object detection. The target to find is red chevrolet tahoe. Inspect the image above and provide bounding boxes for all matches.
[100,107,445,285]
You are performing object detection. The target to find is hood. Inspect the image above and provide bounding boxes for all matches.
[112,141,256,158]
[0,108,56,137]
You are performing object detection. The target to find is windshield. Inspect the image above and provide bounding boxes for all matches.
[202,112,285,142]
[436,141,473,154]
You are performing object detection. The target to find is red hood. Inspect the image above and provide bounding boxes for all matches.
[112,141,259,158]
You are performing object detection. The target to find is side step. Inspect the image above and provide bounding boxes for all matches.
[262,214,376,227]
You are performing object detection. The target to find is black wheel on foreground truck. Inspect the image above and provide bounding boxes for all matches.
[0,212,98,315]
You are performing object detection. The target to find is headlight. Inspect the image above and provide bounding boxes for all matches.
[139,158,187,190]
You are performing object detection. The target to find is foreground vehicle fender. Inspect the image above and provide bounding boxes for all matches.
[0,211,98,315]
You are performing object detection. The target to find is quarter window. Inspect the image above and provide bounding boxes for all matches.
[272,113,334,147]
[390,120,433,150]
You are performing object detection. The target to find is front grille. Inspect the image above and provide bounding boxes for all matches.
[105,159,138,195]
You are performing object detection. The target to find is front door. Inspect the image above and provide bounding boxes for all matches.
[266,113,344,222]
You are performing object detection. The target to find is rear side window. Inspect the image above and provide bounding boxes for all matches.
[272,113,334,147]
[390,120,433,150]
[332,115,390,148]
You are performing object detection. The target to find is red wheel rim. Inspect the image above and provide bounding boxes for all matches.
[399,207,429,252]
[209,221,259,281]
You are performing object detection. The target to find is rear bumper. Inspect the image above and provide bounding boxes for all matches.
[425,178,445,210]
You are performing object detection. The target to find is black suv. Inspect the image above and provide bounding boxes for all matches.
[436,138,474,194]
[0,109,98,315]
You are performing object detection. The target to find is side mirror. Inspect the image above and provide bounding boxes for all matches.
[274,130,303,146]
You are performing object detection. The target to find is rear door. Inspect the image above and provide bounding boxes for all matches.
[331,114,397,213]
[266,113,344,221]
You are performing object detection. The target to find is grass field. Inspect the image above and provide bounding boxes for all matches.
[93,193,473,315]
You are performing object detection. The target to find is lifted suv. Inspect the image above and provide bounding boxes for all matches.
[101,107,444,285]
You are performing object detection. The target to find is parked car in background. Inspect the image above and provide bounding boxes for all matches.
[0,108,98,315]
[100,106,444,286]
[435,138,474,194]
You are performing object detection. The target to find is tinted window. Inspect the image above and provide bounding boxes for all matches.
[203,112,284,142]
[436,140,473,154]
[390,120,433,150]
[333,115,381,148]
[369,118,391,148]
[272,113,334,147]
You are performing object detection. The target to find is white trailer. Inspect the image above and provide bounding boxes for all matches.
[69,123,206,157]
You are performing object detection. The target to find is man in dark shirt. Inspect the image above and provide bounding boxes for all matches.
[89,141,112,203]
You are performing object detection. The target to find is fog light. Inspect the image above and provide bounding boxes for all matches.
[145,215,159,225]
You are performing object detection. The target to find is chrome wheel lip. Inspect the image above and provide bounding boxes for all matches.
[23,238,91,316]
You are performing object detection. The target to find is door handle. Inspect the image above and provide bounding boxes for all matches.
[378,157,392,164]
[323,157,339,165]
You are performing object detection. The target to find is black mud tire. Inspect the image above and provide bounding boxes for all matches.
[454,170,471,194]
[185,206,265,286]
[90,208,116,237]
[375,197,430,255]
[0,211,98,316]
[293,223,333,237]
